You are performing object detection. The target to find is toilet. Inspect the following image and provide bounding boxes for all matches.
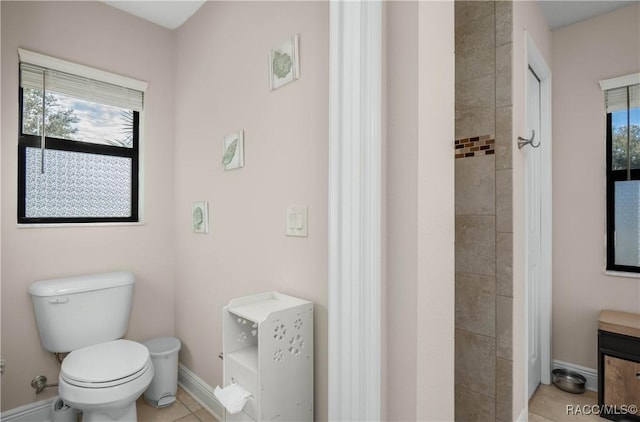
[29,271,154,422]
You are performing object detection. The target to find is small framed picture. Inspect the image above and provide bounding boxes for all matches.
[192,201,209,234]
[222,130,244,171]
[269,34,300,90]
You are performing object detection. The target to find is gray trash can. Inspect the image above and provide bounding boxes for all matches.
[143,337,182,408]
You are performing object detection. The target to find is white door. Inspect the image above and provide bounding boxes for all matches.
[526,66,543,400]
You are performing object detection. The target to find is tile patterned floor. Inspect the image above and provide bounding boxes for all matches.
[136,387,219,422]
[529,384,602,422]
[135,382,607,422]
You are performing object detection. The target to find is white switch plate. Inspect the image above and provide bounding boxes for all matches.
[286,206,308,237]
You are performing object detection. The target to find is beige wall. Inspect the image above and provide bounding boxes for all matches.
[415,3,455,420]
[551,4,640,370]
[386,0,455,419]
[512,0,552,418]
[385,2,455,420]
[0,1,177,411]
[386,2,419,419]
[172,2,329,420]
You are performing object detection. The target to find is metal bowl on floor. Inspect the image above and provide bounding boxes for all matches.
[552,368,586,394]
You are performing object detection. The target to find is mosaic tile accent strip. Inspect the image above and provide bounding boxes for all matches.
[455,135,495,159]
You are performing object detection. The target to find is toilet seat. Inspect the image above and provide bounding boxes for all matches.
[61,339,150,388]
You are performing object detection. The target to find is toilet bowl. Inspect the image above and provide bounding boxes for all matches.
[28,272,152,422]
[58,340,154,422]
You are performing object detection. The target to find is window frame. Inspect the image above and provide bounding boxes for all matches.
[605,112,640,273]
[17,86,140,224]
[15,49,147,225]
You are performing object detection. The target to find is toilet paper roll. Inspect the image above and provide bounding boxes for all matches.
[214,383,253,415]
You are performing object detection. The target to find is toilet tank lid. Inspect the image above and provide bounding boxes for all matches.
[29,271,135,297]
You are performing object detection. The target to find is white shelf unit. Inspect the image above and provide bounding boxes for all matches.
[223,292,313,422]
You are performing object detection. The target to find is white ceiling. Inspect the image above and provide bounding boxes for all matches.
[101,1,206,30]
[538,0,637,30]
[101,0,638,32]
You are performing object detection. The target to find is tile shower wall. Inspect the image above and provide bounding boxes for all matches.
[454,1,513,421]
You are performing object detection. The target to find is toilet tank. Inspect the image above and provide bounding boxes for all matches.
[29,271,135,353]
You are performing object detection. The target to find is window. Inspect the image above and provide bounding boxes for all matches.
[17,50,146,224]
[603,76,640,273]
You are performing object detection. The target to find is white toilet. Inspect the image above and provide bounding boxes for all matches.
[29,271,154,422]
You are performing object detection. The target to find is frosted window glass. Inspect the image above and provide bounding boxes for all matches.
[614,180,640,267]
[25,147,131,218]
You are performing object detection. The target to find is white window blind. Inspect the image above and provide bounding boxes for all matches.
[600,73,640,113]
[605,83,640,114]
[20,63,144,112]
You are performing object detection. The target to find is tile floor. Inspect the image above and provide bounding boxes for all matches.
[136,387,219,422]
[138,384,599,422]
[529,384,602,422]
[141,384,595,422]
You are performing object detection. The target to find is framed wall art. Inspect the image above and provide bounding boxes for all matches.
[222,130,244,171]
[269,34,300,90]
[192,201,209,234]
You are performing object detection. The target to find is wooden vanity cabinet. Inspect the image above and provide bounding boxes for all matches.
[598,310,640,421]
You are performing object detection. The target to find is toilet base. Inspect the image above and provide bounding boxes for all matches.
[81,402,136,422]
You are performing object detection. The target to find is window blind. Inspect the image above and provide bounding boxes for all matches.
[605,83,640,114]
[20,63,144,112]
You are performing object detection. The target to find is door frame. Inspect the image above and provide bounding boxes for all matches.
[523,31,553,399]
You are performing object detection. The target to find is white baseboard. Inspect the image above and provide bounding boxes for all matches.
[516,407,528,422]
[0,397,54,422]
[1,365,225,422]
[178,363,225,421]
[553,360,598,392]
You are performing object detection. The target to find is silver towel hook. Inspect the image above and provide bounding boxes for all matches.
[518,130,539,149]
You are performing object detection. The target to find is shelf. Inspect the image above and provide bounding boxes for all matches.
[226,346,258,374]
[223,291,313,421]
[228,292,311,323]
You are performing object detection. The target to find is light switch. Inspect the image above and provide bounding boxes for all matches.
[286,206,308,237]
[288,212,297,228]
